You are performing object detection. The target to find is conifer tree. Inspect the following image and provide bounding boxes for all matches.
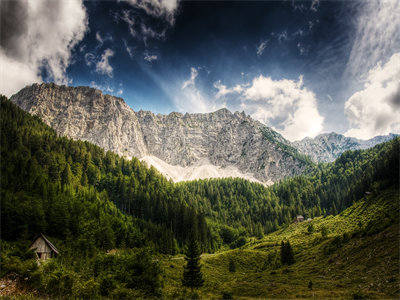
[280,240,295,265]
[182,235,204,290]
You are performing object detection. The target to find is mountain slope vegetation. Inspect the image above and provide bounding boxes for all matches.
[177,136,399,241]
[161,187,399,298]
[0,95,398,298]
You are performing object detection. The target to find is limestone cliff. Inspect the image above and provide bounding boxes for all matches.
[11,83,310,184]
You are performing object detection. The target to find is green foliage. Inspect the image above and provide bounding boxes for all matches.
[161,187,399,298]
[320,226,328,238]
[0,96,213,254]
[228,258,236,273]
[182,237,204,289]
[280,241,294,265]
[307,223,315,234]
[177,136,399,242]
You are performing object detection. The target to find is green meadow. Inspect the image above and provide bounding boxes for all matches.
[161,187,399,298]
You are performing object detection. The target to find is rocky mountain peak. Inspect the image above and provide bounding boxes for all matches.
[10,83,311,184]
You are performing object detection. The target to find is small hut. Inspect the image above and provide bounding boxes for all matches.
[294,215,304,223]
[30,233,59,260]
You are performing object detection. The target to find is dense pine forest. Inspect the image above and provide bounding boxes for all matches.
[0,96,212,255]
[177,137,398,241]
[1,95,399,297]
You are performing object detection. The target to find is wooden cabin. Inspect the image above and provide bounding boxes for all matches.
[294,215,305,223]
[30,233,59,261]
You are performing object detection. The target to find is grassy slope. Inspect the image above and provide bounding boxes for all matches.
[161,187,399,298]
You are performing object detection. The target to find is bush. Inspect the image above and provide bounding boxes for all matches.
[222,291,233,299]
[320,226,328,238]
[230,237,246,249]
[73,278,100,298]
[228,258,236,273]
[307,224,315,234]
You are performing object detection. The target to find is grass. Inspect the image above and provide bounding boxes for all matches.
[160,187,400,298]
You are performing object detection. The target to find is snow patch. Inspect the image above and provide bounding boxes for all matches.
[139,155,270,185]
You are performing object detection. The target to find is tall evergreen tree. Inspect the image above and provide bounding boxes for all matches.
[280,240,295,265]
[182,235,204,290]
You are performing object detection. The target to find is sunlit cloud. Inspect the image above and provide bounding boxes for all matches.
[344,52,400,139]
[0,0,88,96]
[96,49,114,77]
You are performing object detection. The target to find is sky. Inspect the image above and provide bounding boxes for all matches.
[1,0,399,141]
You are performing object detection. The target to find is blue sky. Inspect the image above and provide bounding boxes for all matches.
[1,0,399,140]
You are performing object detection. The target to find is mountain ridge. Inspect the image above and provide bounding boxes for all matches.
[10,83,309,184]
[10,83,397,183]
[293,131,398,162]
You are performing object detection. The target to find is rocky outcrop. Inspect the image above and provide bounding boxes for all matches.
[10,83,310,184]
[293,132,398,162]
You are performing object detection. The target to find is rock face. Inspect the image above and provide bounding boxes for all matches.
[11,83,310,184]
[293,132,398,162]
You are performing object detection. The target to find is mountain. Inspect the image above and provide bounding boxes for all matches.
[293,132,398,162]
[10,83,311,185]
[2,94,399,298]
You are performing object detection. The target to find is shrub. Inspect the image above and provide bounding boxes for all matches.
[307,224,315,234]
[228,258,236,273]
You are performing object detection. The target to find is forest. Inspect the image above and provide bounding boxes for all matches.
[1,95,399,297]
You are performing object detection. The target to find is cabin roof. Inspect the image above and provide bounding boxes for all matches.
[31,233,59,255]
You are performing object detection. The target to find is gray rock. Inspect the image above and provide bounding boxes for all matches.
[10,83,310,184]
[293,132,398,163]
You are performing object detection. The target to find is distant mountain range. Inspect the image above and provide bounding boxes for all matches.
[10,83,397,184]
[293,132,398,163]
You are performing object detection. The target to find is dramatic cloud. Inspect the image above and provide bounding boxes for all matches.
[123,0,180,25]
[120,0,180,43]
[345,0,400,80]
[187,72,324,141]
[344,52,400,139]
[239,75,324,141]
[96,49,115,77]
[0,0,88,96]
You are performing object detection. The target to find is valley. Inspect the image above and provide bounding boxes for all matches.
[0,94,399,298]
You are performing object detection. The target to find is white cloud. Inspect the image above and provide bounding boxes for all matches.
[120,0,180,43]
[256,40,268,56]
[121,10,137,37]
[172,67,224,113]
[123,40,135,58]
[181,69,324,141]
[84,52,96,66]
[182,67,198,89]
[96,49,114,77]
[240,75,324,141]
[96,32,104,45]
[144,52,158,62]
[345,0,400,80]
[95,31,112,47]
[123,0,180,25]
[344,52,400,139]
[0,0,88,97]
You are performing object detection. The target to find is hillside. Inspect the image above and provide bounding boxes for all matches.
[0,95,214,254]
[161,187,399,298]
[10,83,310,184]
[1,95,399,298]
